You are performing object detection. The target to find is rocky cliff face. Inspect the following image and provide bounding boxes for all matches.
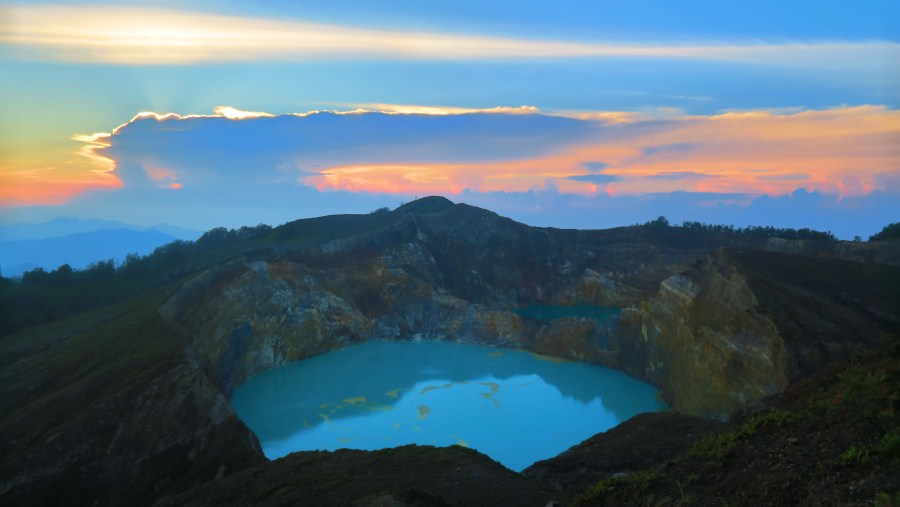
[593,245,900,419]
[611,251,790,418]
[159,257,533,397]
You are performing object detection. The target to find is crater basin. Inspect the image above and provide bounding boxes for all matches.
[232,340,665,471]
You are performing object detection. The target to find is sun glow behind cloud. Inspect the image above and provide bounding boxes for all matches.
[2,5,898,67]
[0,106,276,204]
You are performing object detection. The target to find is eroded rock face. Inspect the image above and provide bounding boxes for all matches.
[215,243,793,422]
[160,257,544,397]
[161,261,373,396]
[613,251,790,419]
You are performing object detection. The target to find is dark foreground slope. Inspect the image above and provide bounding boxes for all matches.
[0,288,263,505]
[154,445,558,507]
[2,197,899,506]
[567,338,900,506]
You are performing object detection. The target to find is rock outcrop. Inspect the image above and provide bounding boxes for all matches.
[611,251,791,418]
[599,246,900,419]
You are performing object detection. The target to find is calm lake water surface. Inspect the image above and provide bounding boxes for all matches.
[514,304,621,322]
[232,340,664,471]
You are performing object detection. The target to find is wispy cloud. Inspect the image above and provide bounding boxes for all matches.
[2,5,897,66]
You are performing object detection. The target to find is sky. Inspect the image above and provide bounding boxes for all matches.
[1,1,898,239]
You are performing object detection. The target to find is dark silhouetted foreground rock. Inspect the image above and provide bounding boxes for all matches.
[523,412,730,495]
[153,445,558,507]
[572,339,900,506]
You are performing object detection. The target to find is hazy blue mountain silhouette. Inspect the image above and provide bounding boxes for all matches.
[0,228,179,277]
[0,217,201,242]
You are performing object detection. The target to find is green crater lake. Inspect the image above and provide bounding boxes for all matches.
[232,340,665,471]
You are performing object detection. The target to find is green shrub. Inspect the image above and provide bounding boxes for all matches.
[839,446,871,466]
[877,431,900,466]
[576,470,661,504]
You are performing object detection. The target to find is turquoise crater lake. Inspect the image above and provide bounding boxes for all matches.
[232,340,665,471]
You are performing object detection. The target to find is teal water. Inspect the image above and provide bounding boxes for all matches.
[515,304,621,322]
[232,340,664,471]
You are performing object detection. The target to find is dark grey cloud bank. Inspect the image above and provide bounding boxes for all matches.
[100,111,595,189]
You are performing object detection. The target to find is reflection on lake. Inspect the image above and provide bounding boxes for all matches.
[232,340,664,471]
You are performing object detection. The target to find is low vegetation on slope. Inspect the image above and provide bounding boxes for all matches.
[575,337,900,506]
[154,445,557,507]
[0,286,262,505]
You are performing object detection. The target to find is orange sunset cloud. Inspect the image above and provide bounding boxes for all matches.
[306,105,900,198]
[0,161,121,206]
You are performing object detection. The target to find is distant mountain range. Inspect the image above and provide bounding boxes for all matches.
[0,218,203,277]
[0,216,201,242]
